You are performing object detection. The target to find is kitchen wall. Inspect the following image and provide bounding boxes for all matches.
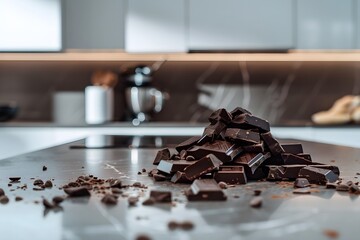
[1,61,359,125]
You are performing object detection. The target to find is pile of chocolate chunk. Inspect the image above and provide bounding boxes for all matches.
[149,107,340,200]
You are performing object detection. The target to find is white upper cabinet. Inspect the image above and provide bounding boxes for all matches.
[0,0,61,51]
[296,0,355,49]
[125,0,187,52]
[63,0,125,49]
[189,0,294,51]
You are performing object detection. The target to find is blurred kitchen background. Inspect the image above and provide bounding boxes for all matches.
[1,0,360,159]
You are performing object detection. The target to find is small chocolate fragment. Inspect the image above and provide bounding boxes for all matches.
[132,182,142,187]
[101,194,118,205]
[171,171,191,183]
[0,188,4,197]
[281,143,303,154]
[15,196,23,201]
[326,182,338,189]
[109,179,122,188]
[294,178,310,188]
[208,108,232,124]
[261,132,284,156]
[64,187,91,197]
[9,177,21,182]
[236,153,271,174]
[323,229,339,239]
[281,153,313,165]
[186,179,227,201]
[180,221,195,231]
[249,196,263,208]
[168,221,179,230]
[213,166,247,184]
[184,154,223,180]
[218,181,228,189]
[0,195,9,204]
[293,188,311,194]
[111,188,123,194]
[44,180,53,188]
[254,190,262,196]
[137,171,142,175]
[153,148,171,165]
[336,184,349,192]
[43,199,55,209]
[42,165,47,171]
[53,196,65,204]
[142,168,146,173]
[150,190,172,203]
[230,113,270,133]
[224,128,260,144]
[157,160,193,174]
[230,107,251,118]
[153,172,169,182]
[128,196,139,206]
[33,187,44,191]
[135,235,151,240]
[175,136,201,153]
[299,166,338,185]
[33,179,44,186]
[142,198,155,206]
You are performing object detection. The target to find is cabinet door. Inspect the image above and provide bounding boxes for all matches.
[0,0,61,51]
[189,0,293,51]
[63,0,125,49]
[125,0,187,52]
[297,0,355,49]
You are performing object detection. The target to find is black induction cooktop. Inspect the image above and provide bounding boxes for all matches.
[70,135,194,149]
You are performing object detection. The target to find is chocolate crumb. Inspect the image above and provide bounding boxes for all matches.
[111,188,123,194]
[168,221,178,230]
[44,180,53,188]
[15,196,23,201]
[180,221,194,231]
[336,184,349,192]
[33,179,44,186]
[0,195,9,204]
[323,229,339,239]
[101,194,118,205]
[142,198,155,206]
[7,183,12,187]
[135,235,151,240]
[42,166,47,171]
[132,182,142,187]
[142,168,146,173]
[218,181,228,189]
[43,199,55,209]
[64,187,91,197]
[128,196,139,206]
[53,196,65,204]
[250,196,263,208]
[137,171,142,175]
[254,190,262,196]
[9,177,21,182]
[109,179,122,189]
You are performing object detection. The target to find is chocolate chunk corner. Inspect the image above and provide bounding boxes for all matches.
[64,187,91,197]
[149,190,172,203]
[153,148,171,165]
[186,179,227,201]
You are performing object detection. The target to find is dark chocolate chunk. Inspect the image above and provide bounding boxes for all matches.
[44,180,53,188]
[200,121,227,143]
[0,195,9,204]
[281,143,304,154]
[187,141,241,162]
[336,184,349,192]
[53,196,65,204]
[184,154,223,180]
[109,179,122,188]
[175,136,201,153]
[64,187,91,197]
[128,196,139,206]
[261,132,284,156]
[213,166,247,184]
[180,221,195,231]
[101,194,118,205]
[230,114,270,132]
[186,179,227,201]
[298,166,338,185]
[33,179,44,186]
[9,177,21,182]
[157,160,193,174]
[294,178,310,188]
[168,221,179,230]
[150,190,172,203]
[153,173,169,181]
[0,188,4,197]
[142,168,146,173]
[293,188,311,194]
[281,153,313,165]
[111,188,123,194]
[242,142,265,153]
[170,171,191,183]
[230,107,252,119]
[208,108,232,124]
[235,153,271,174]
[42,165,47,171]
[132,182,142,187]
[249,196,263,208]
[224,128,260,144]
[153,148,171,165]
[137,171,142,175]
[142,198,155,206]
[135,235,151,240]
[326,182,338,189]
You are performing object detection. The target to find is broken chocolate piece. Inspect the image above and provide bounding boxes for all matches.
[184,154,223,180]
[0,195,9,204]
[261,132,284,156]
[128,196,139,206]
[175,136,201,153]
[213,166,247,184]
[230,107,252,119]
[186,179,227,201]
[298,166,338,185]
[235,153,271,174]
[53,196,65,204]
[218,181,228,189]
[281,153,313,165]
[180,221,195,231]
[170,171,191,183]
[101,194,118,205]
[153,148,171,165]
[43,199,55,209]
[294,178,310,188]
[249,196,263,208]
[109,179,122,188]
[64,187,91,197]
[9,177,21,182]
[254,190,262,196]
[281,143,304,154]
[149,190,172,203]
[336,184,349,192]
[200,121,227,143]
[157,160,193,174]
[15,196,23,201]
[44,180,53,188]
[42,165,47,171]
[208,108,232,124]
[187,141,241,162]
[33,179,44,186]
[224,128,260,144]
[230,113,270,132]
[142,198,155,206]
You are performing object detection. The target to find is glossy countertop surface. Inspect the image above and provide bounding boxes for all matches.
[0,138,360,240]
